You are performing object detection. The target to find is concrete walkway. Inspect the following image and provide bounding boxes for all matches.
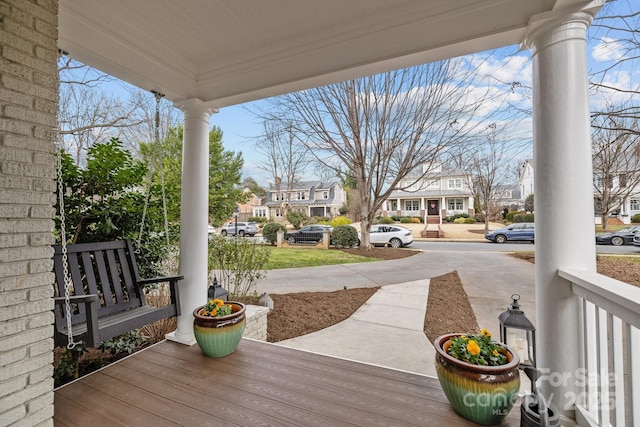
[256,249,536,377]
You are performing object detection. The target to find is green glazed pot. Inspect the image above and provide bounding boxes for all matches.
[193,302,246,357]
[434,333,520,425]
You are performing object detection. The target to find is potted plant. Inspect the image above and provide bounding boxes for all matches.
[193,298,246,357]
[434,330,520,425]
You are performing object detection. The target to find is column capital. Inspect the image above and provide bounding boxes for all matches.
[173,98,219,117]
[520,2,602,54]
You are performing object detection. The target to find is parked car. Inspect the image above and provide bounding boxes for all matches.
[207,225,216,239]
[632,233,640,248]
[596,226,640,246]
[358,225,413,248]
[485,223,535,243]
[286,225,333,244]
[220,221,258,237]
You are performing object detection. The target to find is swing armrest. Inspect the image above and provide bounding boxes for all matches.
[53,294,99,305]
[136,275,184,286]
[53,294,100,347]
[136,275,184,316]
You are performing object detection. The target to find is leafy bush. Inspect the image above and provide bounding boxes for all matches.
[330,216,352,227]
[505,211,524,222]
[444,213,469,223]
[287,211,308,229]
[100,330,149,355]
[391,215,402,221]
[632,214,640,223]
[261,222,287,245]
[453,217,476,224]
[208,235,270,297]
[379,216,395,224]
[513,213,534,223]
[400,217,412,223]
[410,217,422,223]
[248,216,268,224]
[332,225,359,248]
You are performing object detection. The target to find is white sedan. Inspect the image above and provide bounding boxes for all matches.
[359,225,413,248]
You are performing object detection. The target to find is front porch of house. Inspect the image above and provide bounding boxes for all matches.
[54,339,521,426]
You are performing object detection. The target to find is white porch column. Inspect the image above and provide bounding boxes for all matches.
[167,99,217,345]
[522,5,600,418]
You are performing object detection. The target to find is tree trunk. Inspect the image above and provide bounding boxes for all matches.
[601,214,608,230]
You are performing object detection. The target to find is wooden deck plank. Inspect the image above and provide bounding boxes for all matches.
[141,341,461,425]
[54,339,520,427]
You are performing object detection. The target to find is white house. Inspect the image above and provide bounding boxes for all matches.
[384,163,474,223]
[519,159,535,202]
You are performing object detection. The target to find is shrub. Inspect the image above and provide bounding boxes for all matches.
[248,216,268,224]
[391,215,402,222]
[379,216,395,224]
[208,235,270,297]
[410,217,422,223]
[445,213,469,223]
[505,211,524,222]
[261,222,287,245]
[453,217,477,224]
[399,216,412,223]
[632,214,640,223]
[332,225,359,248]
[513,213,534,223]
[286,211,308,229]
[330,216,352,227]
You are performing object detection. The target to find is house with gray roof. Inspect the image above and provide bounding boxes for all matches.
[264,181,346,220]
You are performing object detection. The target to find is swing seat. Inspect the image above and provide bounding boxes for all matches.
[52,240,183,348]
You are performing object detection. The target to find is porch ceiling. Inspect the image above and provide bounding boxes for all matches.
[59,0,582,108]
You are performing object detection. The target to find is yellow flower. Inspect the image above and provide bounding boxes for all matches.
[213,298,224,307]
[467,340,481,355]
[210,309,217,316]
[481,328,492,337]
[493,349,499,356]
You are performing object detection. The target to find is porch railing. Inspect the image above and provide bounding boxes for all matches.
[559,269,640,427]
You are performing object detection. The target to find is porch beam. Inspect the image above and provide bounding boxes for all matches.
[166,98,217,345]
[522,3,602,419]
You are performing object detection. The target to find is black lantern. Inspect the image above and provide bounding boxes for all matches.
[207,276,228,301]
[499,294,536,367]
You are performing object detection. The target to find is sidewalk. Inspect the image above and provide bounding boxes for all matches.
[257,249,536,377]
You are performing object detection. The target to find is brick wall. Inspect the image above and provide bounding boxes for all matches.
[0,0,58,425]
[243,305,269,341]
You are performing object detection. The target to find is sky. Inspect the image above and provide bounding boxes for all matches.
[66,1,638,186]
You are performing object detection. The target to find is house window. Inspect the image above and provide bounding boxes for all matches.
[631,199,640,211]
[448,178,462,189]
[388,200,398,211]
[298,192,306,200]
[620,174,627,189]
[275,208,281,218]
[404,200,419,211]
[323,191,328,199]
[448,198,464,210]
[426,179,440,189]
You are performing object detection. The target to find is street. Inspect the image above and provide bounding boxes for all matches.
[411,240,640,255]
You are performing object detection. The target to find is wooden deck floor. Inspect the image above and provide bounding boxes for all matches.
[54,339,521,426]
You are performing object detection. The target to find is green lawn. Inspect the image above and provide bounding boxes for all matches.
[263,247,378,270]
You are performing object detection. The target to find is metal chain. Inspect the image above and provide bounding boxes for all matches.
[56,146,78,350]
[137,91,170,249]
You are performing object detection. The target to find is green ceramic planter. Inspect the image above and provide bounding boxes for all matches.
[434,333,520,425]
[193,302,246,357]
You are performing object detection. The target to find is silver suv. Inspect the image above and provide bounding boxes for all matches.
[220,221,258,237]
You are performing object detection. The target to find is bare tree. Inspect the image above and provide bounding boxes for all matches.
[266,58,500,248]
[57,55,169,164]
[254,120,310,219]
[592,105,640,229]
[589,0,640,127]
[450,123,526,230]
